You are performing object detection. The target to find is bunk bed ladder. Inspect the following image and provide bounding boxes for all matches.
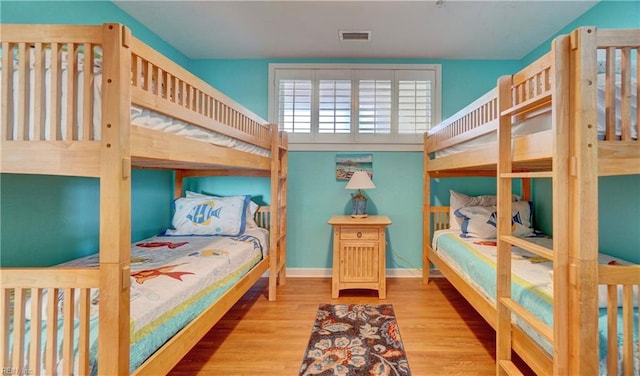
[496,34,571,376]
[269,127,288,301]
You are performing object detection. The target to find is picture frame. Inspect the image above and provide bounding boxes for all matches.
[335,153,373,181]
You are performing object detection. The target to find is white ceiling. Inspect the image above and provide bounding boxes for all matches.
[114,0,598,60]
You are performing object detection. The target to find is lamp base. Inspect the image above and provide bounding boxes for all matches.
[350,196,368,218]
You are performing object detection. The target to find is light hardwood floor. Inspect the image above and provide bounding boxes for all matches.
[169,277,534,375]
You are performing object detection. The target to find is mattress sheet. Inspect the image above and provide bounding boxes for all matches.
[432,230,639,374]
[434,74,638,158]
[12,227,269,374]
[0,64,270,157]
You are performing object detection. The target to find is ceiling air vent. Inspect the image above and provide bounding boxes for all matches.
[339,30,372,42]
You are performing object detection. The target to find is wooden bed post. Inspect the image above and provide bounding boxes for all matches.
[99,23,132,376]
[269,124,287,301]
[550,33,571,376]
[496,74,514,376]
[567,26,600,375]
[423,132,431,284]
[174,170,184,199]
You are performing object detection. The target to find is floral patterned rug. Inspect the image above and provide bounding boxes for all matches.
[299,304,411,376]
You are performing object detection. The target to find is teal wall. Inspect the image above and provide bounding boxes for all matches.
[0,1,184,266]
[0,170,173,266]
[189,58,520,269]
[527,1,640,263]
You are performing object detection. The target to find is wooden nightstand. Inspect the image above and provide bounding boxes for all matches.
[328,215,392,299]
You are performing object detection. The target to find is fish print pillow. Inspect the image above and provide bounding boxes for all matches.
[165,195,250,236]
[185,191,259,230]
[454,201,534,239]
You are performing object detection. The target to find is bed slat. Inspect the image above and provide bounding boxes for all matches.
[620,47,632,141]
[78,289,91,376]
[66,43,78,141]
[636,49,639,140]
[82,43,95,141]
[33,43,46,140]
[0,289,10,367]
[621,285,634,376]
[11,289,26,372]
[1,42,13,141]
[62,288,74,375]
[28,288,43,374]
[49,43,62,141]
[606,284,618,375]
[17,43,30,141]
[45,288,58,375]
[604,47,616,141]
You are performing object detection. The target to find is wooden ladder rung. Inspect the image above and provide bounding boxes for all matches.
[499,360,525,376]
[500,297,553,343]
[501,235,554,261]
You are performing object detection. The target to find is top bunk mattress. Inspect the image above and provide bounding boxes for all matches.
[0,52,270,157]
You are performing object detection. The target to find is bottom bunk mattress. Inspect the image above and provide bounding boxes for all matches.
[11,227,269,375]
[432,230,639,375]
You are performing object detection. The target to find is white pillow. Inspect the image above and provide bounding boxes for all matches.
[449,190,521,231]
[454,201,533,239]
[185,191,259,230]
[166,195,249,236]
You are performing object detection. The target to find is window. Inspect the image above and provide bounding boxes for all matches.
[269,64,441,151]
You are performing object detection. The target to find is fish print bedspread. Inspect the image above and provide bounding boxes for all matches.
[59,227,268,372]
[433,230,639,373]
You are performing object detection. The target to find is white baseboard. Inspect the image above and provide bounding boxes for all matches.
[283,268,435,278]
[264,268,445,278]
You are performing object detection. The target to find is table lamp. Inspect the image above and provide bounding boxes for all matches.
[345,170,375,218]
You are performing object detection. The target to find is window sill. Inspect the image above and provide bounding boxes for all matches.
[287,142,423,152]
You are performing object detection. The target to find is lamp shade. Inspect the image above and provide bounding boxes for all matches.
[345,171,375,190]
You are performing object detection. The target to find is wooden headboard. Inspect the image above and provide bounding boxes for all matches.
[431,206,450,231]
[254,206,271,230]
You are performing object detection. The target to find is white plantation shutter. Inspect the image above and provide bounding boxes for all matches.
[269,64,440,150]
[398,80,430,134]
[318,79,351,134]
[278,79,311,134]
[396,70,435,135]
[358,75,392,135]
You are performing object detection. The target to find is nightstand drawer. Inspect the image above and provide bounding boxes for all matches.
[340,227,379,240]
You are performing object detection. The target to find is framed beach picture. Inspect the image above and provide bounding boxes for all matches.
[336,153,373,181]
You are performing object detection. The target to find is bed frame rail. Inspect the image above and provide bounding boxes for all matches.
[1,268,99,376]
[1,24,275,177]
[426,88,498,154]
[592,29,640,176]
[128,37,272,150]
[599,264,640,376]
[596,29,639,143]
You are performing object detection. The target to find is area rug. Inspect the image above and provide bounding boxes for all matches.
[299,303,411,376]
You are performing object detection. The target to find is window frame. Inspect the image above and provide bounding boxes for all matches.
[268,63,441,151]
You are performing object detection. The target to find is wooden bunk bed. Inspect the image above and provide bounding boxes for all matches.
[423,27,639,375]
[0,23,288,375]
